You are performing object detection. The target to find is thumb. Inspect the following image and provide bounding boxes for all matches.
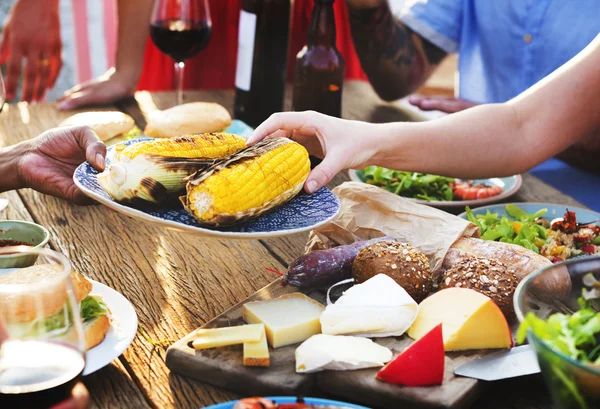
[0,26,10,65]
[304,153,342,194]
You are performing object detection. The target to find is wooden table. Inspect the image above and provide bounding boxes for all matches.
[0,81,585,409]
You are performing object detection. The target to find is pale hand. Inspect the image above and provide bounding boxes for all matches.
[248,111,379,193]
[58,69,137,111]
[408,96,479,113]
[17,126,106,204]
[0,0,61,102]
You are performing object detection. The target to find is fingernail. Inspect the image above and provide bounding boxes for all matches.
[96,153,105,170]
[306,180,317,194]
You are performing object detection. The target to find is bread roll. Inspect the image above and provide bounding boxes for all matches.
[60,111,135,142]
[352,240,433,302]
[0,265,91,322]
[144,102,232,138]
[444,237,551,282]
[440,255,518,317]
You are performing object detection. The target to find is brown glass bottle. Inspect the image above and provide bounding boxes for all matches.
[234,0,291,128]
[292,0,344,117]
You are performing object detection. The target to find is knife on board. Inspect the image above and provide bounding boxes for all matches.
[454,345,541,381]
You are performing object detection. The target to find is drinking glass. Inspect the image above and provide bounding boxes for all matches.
[150,0,212,105]
[0,247,86,408]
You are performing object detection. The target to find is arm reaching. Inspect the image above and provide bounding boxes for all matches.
[249,34,600,192]
[58,0,154,110]
[346,0,447,101]
[0,0,61,102]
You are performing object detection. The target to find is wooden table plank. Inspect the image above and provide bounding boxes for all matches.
[1,102,282,408]
[1,81,572,408]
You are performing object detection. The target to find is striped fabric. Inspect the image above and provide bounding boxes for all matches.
[51,0,116,101]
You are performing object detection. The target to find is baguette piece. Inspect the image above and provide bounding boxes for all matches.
[444,237,551,282]
[144,102,232,138]
[443,237,571,301]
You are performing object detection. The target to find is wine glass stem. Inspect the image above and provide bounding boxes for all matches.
[175,61,185,105]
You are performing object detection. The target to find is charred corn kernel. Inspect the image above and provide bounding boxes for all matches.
[183,138,310,225]
[98,133,246,204]
[550,246,566,256]
[113,133,245,161]
[510,221,523,234]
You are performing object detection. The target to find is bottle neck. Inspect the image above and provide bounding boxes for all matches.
[307,0,336,47]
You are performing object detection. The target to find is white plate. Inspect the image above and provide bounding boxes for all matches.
[84,280,137,375]
[348,169,522,209]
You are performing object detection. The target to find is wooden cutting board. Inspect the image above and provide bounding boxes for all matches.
[166,278,492,409]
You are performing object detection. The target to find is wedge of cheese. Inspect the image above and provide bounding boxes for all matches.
[295,334,392,373]
[242,293,325,348]
[320,274,418,337]
[243,329,270,367]
[192,324,265,350]
[408,288,513,351]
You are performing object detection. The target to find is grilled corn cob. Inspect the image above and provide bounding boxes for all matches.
[98,133,246,204]
[182,138,310,225]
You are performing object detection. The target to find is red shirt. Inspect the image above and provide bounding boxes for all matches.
[138,0,366,91]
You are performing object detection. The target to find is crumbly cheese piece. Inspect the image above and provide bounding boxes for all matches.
[242,293,325,348]
[295,334,392,373]
[192,324,264,350]
[320,274,418,337]
[243,328,270,367]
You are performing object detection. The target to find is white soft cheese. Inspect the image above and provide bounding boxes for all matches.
[320,274,418,337]
[295,334,392,373]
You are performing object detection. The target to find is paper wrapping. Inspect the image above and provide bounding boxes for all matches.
[306,182,480,274]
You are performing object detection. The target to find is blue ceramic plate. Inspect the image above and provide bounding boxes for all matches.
[349,170,522,209]
[457,202,600,222]
[226,119,255,139]
[203,396,370,409]
[73,138,340,239]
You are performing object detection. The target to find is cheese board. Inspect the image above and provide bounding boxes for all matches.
[166,277,492,409]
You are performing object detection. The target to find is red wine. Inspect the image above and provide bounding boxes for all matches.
[0,339,85,409]
[234,0,291,128]
[150,19,212,62]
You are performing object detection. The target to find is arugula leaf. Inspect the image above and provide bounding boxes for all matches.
[360,167,456,201]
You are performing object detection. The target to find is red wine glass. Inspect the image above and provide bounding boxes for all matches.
[150,0,212,105]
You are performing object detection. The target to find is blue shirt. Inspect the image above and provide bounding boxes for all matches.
[398,0,600,103]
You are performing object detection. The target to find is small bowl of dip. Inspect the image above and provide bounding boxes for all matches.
[0,220,50,269]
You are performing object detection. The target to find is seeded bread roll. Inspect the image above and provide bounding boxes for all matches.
[439,255,518,317]
[352,240,433,302]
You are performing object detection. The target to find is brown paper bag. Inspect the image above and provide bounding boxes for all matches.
[306,182,480,273]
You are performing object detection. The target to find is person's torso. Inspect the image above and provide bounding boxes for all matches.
[457,0,599,103]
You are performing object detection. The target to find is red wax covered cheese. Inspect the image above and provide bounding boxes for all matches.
[376,324,444,386]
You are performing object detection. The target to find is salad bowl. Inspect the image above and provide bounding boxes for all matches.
[515,256,600,409]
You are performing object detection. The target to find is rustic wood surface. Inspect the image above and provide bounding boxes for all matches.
[0,82,579,408]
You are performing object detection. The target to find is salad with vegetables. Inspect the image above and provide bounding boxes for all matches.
[518,297,600,366]
[360,166,503,202]
[518,275,600,409]
[466,205,600,262]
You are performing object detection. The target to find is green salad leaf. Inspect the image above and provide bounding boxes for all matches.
[466,205,549,253]
[518,297,600,364]
[80,295,108,323]
[362,166,454,201]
